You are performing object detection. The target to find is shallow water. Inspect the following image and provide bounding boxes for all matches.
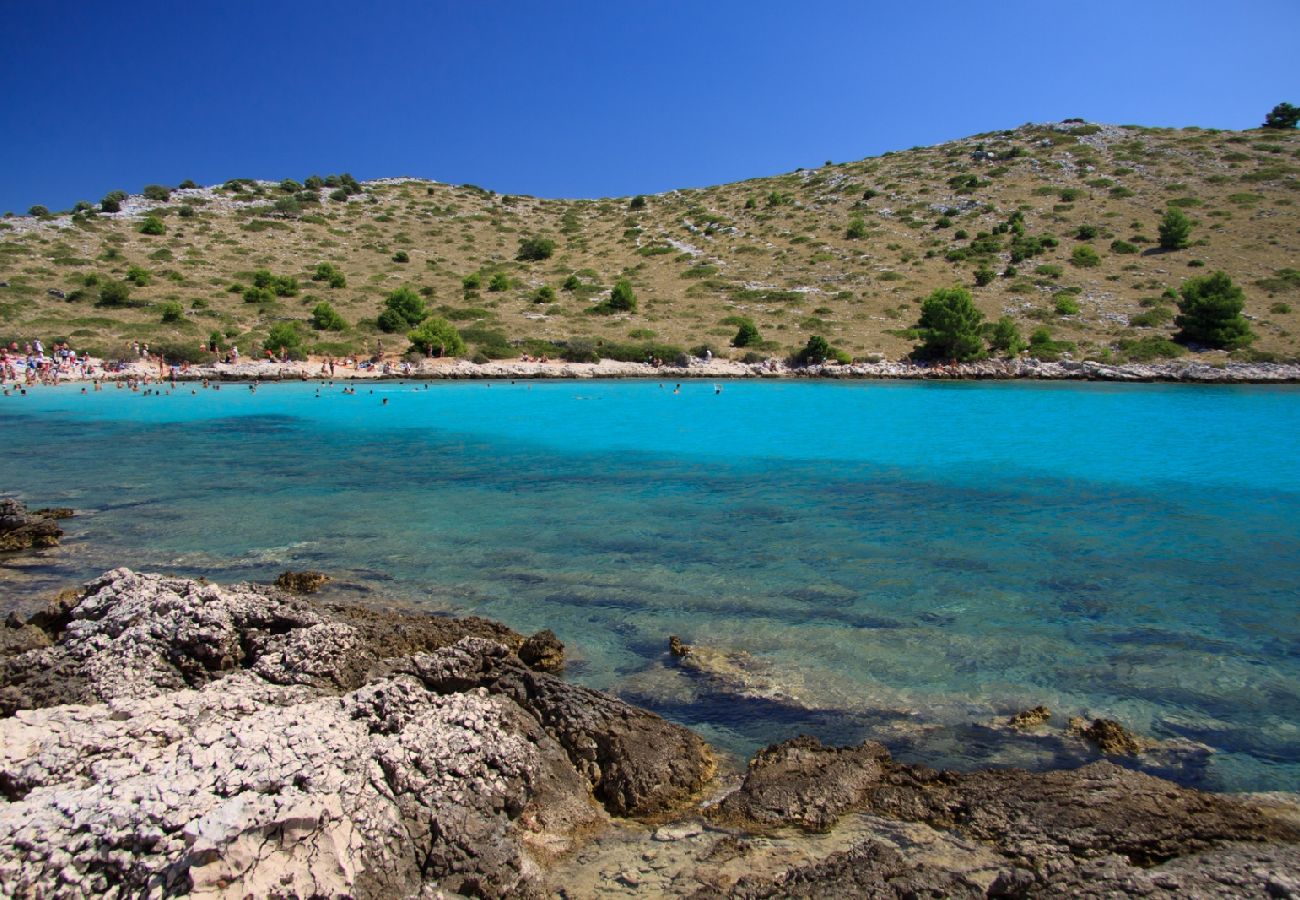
[4,379,1298,791]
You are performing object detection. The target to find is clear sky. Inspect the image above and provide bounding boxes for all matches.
[2,0,1296,214]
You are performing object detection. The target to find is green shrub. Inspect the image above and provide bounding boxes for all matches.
[986,316,1025,355]
[159,300,184,323]
[1263,102,1299,130]
[1129,306,1174,327]
[629,195,647,210]
[488,272,511,292]
[517,236,556,261]
[534,285,556,303]
[138,215,166,235]
[379,286,427,332]
[603,279,637,313]
[1115,336,1186,362]
[1071,245,1101,267]
[408,317,466,356]
[1028,327,1075,361]
[462,273,482,293]
[392,250,409,263]
[731,319,761,347]
[313,262,346,288]
[1035,264,1064,279]
[100,190,127,213]
[97,280,131,307]
[1175,271,1253,348]
[795,335,833,365]
[1058,188,1084,202]
[265,322,306,358]
[142,184,172,202]
[1054,295,1081,315]
[125,265,151,286]
[243,286,275,304]
[311,301,346,331]
[1075,224,1099,240]
[1271,302,1293,314]
[912,286,986,361]
[562,273,581,291]
[1158,207,1193,250]
[846,216,867,239]
[1110,240,1138,255]
[974,267,996,287]
[27,205,50,217]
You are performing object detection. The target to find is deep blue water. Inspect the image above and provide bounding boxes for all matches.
[4,379,1298,791]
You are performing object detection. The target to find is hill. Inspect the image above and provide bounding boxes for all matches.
[2,121,1298,366]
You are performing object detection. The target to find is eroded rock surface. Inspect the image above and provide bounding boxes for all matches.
[0,569,716,897]
[0,498,68,551]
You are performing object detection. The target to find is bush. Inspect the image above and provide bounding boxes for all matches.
[408,317,466,357]
[392,250,409,263]
[1028,327,1075,361]
[517,236,556,261]
[125,265,151,286]
[159,300,184,323]
[1075,224,1099,240]
[243,286,275,304]
[986,316,1025,355]
[1129,306,1174,327]
[138,215,166,235]
[1271,302,1293,315]
[488,272,511,292]
[311,301,346,331]
[605,279,637,313]
[1110,239,1138,255]
[329,188,350,202]
[846,216,867,239]
[562,274,581,291]
[1175,271,1254,348]
[974,267,996,287]
[97,280,131,307]
[265,322,306,358]
[462,273,482,293]
[100,190,127,213]
[795,335,835,365]
[177,205,195,218]
[629,195,647,210]
[731,319,761,347]
[142,184,172,202]
[534,285,556,303]
[1158,207,1193,250]
[912,286,986,361]
[1115,336,1187,362]
[28,205,49,217]
[1263,102,1299,130]
[1071,245,1101,267]
[313,262,346,288]
[380,286,427,332]
[1054,295,1081,315]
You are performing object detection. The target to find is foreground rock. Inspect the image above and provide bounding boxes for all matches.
[0,569,715,897]
[704,734,1300,897]
[0,498,69,552]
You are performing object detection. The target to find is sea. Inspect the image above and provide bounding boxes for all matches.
[3,378,1298,792]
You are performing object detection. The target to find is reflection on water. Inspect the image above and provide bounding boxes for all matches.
[3,380,1298,791]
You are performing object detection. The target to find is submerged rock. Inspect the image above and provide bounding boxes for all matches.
[518,628,565,673]
[0,498,67,552]
[0,569,716,897]
[273,569,331,593]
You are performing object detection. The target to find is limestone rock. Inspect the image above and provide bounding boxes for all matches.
[274,570,331,593]
[518,628,565,673]
[0,498,66,551]
[1008,705,1051,729]
[1068,716,1144,756]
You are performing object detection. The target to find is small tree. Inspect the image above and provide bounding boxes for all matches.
[607,279,637,312]
[142,184,172,202]
[796,335,833,365]
[912,286,986,361]
[731,319,761,347]
[139,215,166,236]
[1263,102,1299,130]
[1174,271,1254,349]
[1158,207,1192,251]
[986,316,1025,356]
[100,190,127,213]
[629,195,647,210]
[160,300,184,323]
[27,205,49,217]
[379,286,426,332]
[98,280,131,307]
[534,284,555,303]
[845,216,867,239]
[311,301,346,331]
[265,321,305,358]
[516,236,556,261]
[408,317,466,357]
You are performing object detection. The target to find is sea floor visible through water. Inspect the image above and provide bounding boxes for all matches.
[4,378,1298,792]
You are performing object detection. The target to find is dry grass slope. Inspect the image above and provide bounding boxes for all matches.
[2,121,1298,365]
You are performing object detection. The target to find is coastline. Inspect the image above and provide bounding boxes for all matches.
[27,355,1300,386]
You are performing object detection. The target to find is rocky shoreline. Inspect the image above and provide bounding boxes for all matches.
[2,569,1298,897]
[24,355,1300,386]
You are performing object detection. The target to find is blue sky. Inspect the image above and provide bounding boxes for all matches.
[2,0,1296,214]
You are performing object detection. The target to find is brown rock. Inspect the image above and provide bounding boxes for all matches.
[1008,705,1052,729]
[274,570,331,593]
[0,498,65,551]
[668,635,691,657]
[519,629,565,673]
[1068,716,1143,756]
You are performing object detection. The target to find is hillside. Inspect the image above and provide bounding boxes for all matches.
[2,121,1298,366]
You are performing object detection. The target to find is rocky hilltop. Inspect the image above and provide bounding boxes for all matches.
[1,570,1297,898]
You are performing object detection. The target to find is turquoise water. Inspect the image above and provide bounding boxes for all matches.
[4,379,1298,791]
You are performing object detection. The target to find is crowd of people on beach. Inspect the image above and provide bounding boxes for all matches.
[0,339,96,385]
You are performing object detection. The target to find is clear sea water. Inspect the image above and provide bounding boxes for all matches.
[3,379,1298,792]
